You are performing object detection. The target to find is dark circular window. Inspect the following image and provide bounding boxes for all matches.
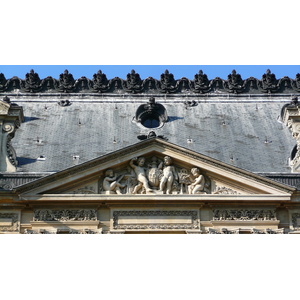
[134,97,168,129]
[141,114,160,128]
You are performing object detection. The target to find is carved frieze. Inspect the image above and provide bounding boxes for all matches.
[0,213,19,232]
[100,154,211,195]
[24,228,100,234]
[291,213,300,228]
[207,227,282,234]
[33,209,97,221]
[113,210,199,230]
[213,186,240,195]
[213,209,277,221]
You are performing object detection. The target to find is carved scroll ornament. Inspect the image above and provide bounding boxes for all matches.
[213,209,277,221]
[33,209,97,221]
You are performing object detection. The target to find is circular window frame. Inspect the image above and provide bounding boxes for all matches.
[133,98,168,130]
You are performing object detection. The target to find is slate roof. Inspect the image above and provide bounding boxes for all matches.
[4,93,295,174]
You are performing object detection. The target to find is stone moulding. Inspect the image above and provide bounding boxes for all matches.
[113,210,199,230]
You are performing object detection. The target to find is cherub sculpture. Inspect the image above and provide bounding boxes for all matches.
[103,169,125,194]
[188,167,205,194]
[130,157,153,194]
[158,156,178,194]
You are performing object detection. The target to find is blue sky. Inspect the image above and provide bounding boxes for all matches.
[0,65,299,80]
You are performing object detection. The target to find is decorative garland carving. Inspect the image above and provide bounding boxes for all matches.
[213,209,277,221]
[291,213,300,228]
[33,209,97,221]
[0,213,19,232]
[213,186,240,195]
[113,210,199,230]
[24,228,100,234]
[0,69,299,94]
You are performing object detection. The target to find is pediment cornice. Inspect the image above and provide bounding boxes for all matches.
[15,138,295,195]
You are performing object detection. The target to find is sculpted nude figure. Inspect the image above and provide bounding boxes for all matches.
[130,157,153,194]
[103,169,125,194]
[159,156,178,194]
[188,168,205,194]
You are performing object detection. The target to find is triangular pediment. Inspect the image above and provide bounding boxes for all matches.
[16,138,295,197]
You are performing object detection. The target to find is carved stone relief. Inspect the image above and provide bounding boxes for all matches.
[92,70,110,93]
[213,186,240,195]
[0,97,24,172]
[252,228,284,234]
[0,212,19,232]
[99,155,211,195]
[113,210,199,230]
[207,227,283,234]
[259,69,279,93]
[224,70,245,94]
[158,70,178,93]
[24,69,41,92]
[213,209,277,221]
[24,228,101,234]
[58,70,75,93]
[191,70,210,93]
[124,70,143,93]
[280,98,300,171]
[1,69,300,94]
[291,213,300,229]
[33,209,97,221]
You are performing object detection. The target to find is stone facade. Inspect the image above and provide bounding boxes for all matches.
[1,69,300,234]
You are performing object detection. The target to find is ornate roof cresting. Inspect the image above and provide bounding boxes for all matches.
[0,69,300,94]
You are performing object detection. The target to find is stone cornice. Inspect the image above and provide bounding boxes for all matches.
[14,138,295,195]
[1,69,300,95]
[17,194,292,202]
